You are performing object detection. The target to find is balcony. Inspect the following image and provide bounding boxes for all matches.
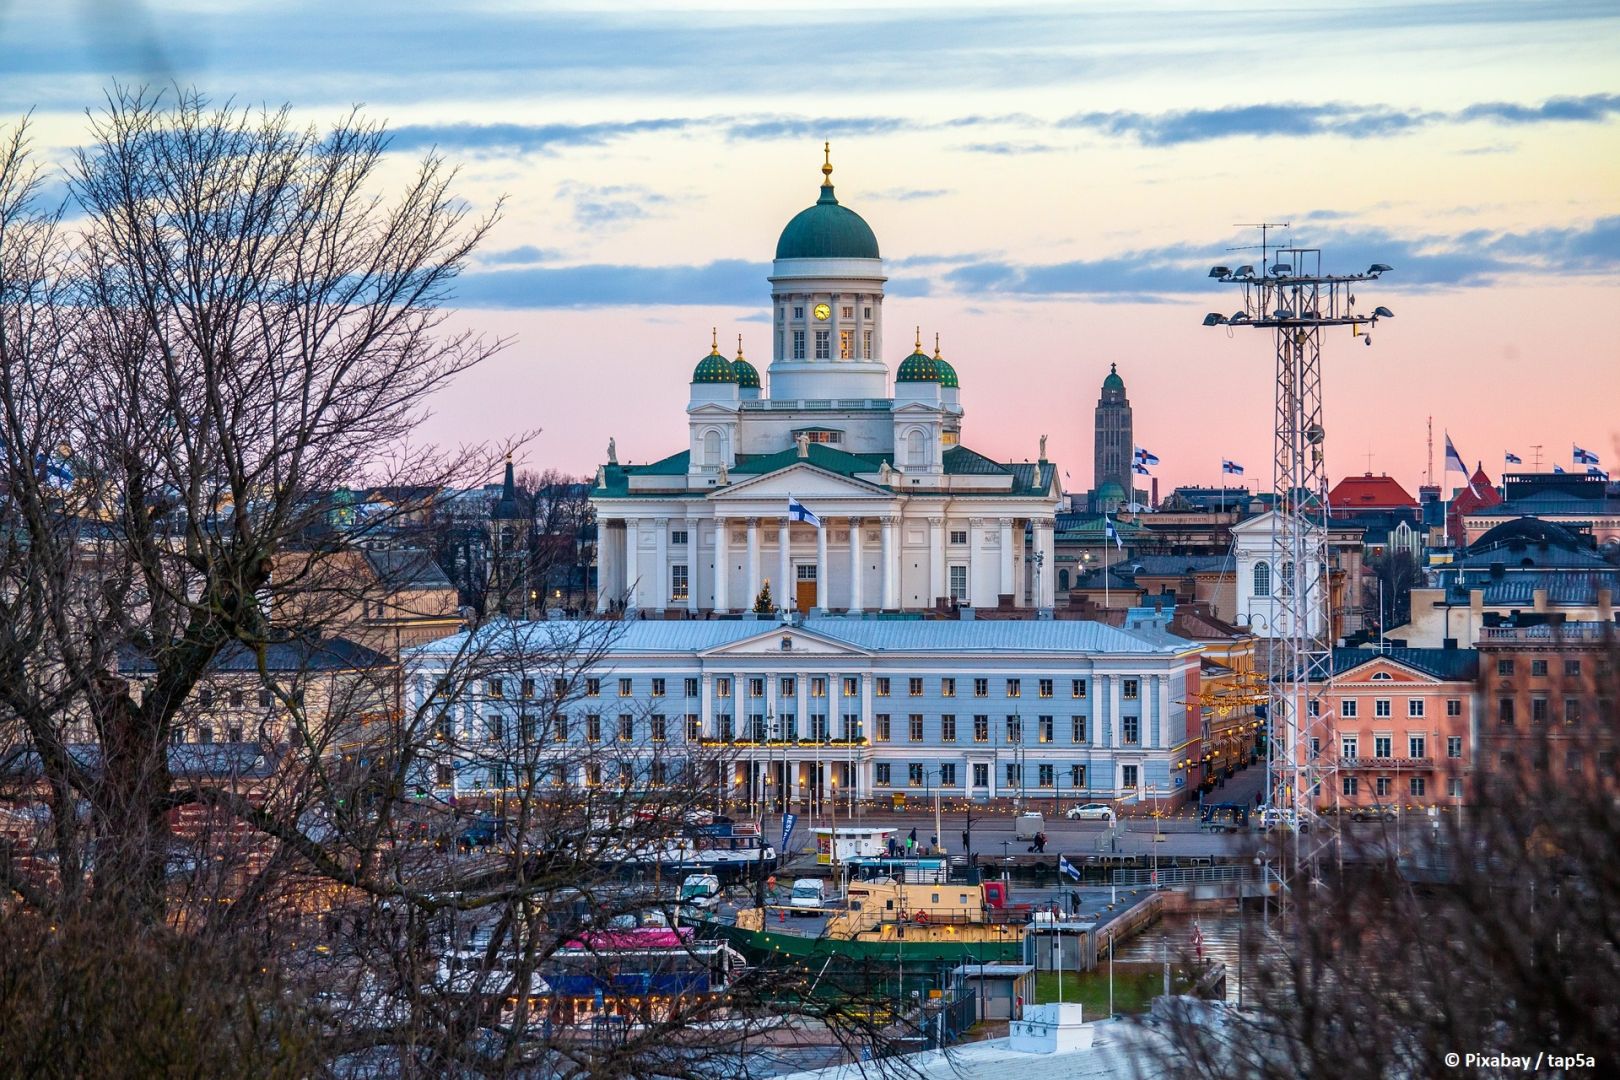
[1480,624,1613,642]
[1337,756,1434,771]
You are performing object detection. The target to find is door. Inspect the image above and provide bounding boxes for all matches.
[795,563,817,612]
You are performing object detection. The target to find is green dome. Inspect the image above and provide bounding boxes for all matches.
[896,347,940,383]
[776,182,879,260]
[1097,481,1126,500]
[1102,363,1125,392]
[692,342,738,384]
[934,356,959,389]
[733,356,761,389]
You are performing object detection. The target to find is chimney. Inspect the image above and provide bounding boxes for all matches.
[1599,587,1613,622]
[1533,588,1548,614]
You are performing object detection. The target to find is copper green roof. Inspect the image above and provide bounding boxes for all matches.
[1102,363,1125,392]
[896,348,940,383]
[775,183,880,260]
[733,356,761,389]
[935,356,959,388]
[692,345,738,383]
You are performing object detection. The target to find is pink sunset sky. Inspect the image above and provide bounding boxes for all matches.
[7,0,1619,493]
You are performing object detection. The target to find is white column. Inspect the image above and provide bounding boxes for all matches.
[1159,673,1173,749]
[849,516,864,613]
[653,516,669,613]
[777,516,792,614]
[701,672,713,738]
[928,516,945,606]
[685,513,702,614]
[815,521,829,613]
[746,517,761,611]
[624,518,641,611]
[713,516,730,613]
[797,671,810,739]
[998,517,1015,601]
[879,516,896,610]
[596,518,618,612]
[1036,520,1056,608]
[860,671,873,743]
[968,517,984,607]
[1110,675,1124,748]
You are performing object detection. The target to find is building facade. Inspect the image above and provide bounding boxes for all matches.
[1092,364,1133,513]
[409,618,1204,810]
[590,155,1061,616]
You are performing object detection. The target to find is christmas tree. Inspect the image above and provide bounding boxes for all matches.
[753,580,775,615]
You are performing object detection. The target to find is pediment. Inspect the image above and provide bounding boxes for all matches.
[1338,659,1438,684]
[717,464,889,499]
[701,625,872,657]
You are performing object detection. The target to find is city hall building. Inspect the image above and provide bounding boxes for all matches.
[412,153,1206,807]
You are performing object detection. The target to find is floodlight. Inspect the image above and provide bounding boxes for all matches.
[1373,305,1394,318]
[1202,312,1228,326]
[1209,266,1231,279]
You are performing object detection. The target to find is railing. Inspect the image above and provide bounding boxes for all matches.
[1479,623,1613,641]
[1338,756,1433,770]
[1111,865,1246,886]
[739,398,892,412]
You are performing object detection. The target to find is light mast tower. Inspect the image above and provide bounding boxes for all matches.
[1203,247,1395,872]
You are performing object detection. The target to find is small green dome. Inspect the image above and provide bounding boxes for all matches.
[692,338,738,384]
[896,347,940,383]
[1098,481,1126,500]
[1102,363,1125,392]
[776,156,880,260]
[733,356,761,389]
[934,356,958,389]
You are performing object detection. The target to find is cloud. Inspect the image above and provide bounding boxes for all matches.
[558,182,674,230]
[1457,93,1620,124]
[867,187,951,202]
[480,245,558,265]
[454,259,769,309]
[956,141,1060,155]
[386,118,695,155]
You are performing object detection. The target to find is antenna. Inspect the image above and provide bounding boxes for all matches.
[1228,222,1292,280]
[1529,445,1544,470]
[1426,417,1434,487]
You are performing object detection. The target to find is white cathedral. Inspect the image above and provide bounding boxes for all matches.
[592,152,1062,616]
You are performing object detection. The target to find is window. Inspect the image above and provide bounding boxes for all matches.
[650,759,667,786]
[487,679,504,699]
[651,678,666,698]
[793,305,804,319]
[1498,697,1514,725]
[1447,698,1461,717]
[1342,775,1358,797]
[436,763,455,786]
[1123,680,1139,701]
[841,713,860,739]
[750,714,767,741]
[907,763,924,787]
[949,529,967,545]
[841,305,853,319]
[555,713,569,740]
[617,678,632,697]
[1448,777,1464,798]
[863,329,872,358]
[875,763,891,787]
[1005,763,1020,789]
[1279,560,1295,597]
[1566,750,1583,773]
[1038,716,1054,744]
[1372,698,1390,718]
[685,677,699,697]
[1121,764,1139,789]
[973,762,989,788]
[1006,716,1022,744]
[863,305,873,319]
[715,678,732,699]
[1496,659,1514,677]
[229,689,244,709]
[1122,716,1140,745]
[1038,678,1054,699]
[1408,698,1424,718]
[875,677,890,697]
[1410,777,1426,797]
[587,714,601,742]
[436,713,453,741]
[1072,679,1087,699]
[974,678,988,698]
[487,714,504,742]
[1341,699,1358,718]
[792,329,805,359]
[227,725,242,742]
[1375,776,1392,797]
[646,714,665,742]
[671,529,688,545]
[520,678,536,699]
[1565,697,1582,724]
[1038,763,1054,788]
[258,689,273,708]
[1309,737,1320,759]
[1372,671,1392,681]
[1530,659,1547,677]
[844,677,860,698]
[874,714,891,742]
[1531,697,1549,723]
[940,763,957,786]
[1308,699,1321,717]
[1341,735,1358,758]
[809,677,824,698]
[909,677,924,697]
[1070,764,1086,789]
[941,678,956,698]
[1447,736,1463,759]
[814,329,830,359]
[1006,679,1021,698]
[586,763,602,787]
[940,715,957,742]
[719,714,734,740]
[671,565,688,600]
[619,714,634,741]
[909,714,924,741]
[1374,736,1392,758]
[810,714,828,739]
[839,329,853,359]
[686,714,701,741]
[1072,716,1087,743]
[1565,659,1582,677]
[1253,561,1271,597]
[586,678,600,697]
[949,565,968,601]
[749,677,765,698]
[1409,735,1426,759]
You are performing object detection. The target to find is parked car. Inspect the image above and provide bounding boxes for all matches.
[1350,805,1399,823]
[788,878,826,915]
[457,815,508,849]
[1014,812,1046,840]
[679,873,722,910]
[1257,807,1314,834]
[1065,803,1117,822]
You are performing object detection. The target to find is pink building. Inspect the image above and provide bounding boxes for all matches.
[1305,649,1479,812]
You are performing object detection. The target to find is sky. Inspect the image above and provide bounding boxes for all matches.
[3,0,1618,495]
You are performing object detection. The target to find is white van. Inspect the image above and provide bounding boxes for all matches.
[679,873,722,910]
[788,878,826,914]
[1014,812,1046,841]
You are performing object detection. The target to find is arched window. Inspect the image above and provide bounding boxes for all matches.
[906,428,927,467]
[702,430,720,466]
[1058,569,1070,591]
[1253,560,1271,597]
[1280,561,1295,597]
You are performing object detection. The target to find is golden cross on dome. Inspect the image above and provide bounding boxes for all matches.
[934,332,942,359]
[736,334,744,358]
[914,326,922,350]
[821,142,833,185]
[710,326,719,353]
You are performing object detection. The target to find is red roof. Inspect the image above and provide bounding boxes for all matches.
[1328,473,1418,513]
[1450,464,1501,515]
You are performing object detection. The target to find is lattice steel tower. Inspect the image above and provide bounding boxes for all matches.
[1203,245,1394,872]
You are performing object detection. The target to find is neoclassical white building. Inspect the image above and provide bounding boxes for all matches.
[1231,511,1326,639]
[592,154,1061,616]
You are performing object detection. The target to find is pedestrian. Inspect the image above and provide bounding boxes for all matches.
[961,830,969,854]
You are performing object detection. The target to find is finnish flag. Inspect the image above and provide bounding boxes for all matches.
[1104,516,1123,550]
[1059,854,1081,882]
[1445,434,1479,497]
[1554,464,1566,474]
[1221,459,1244,476]
[1133,463,1151,475]
[1574,445,1600,466]
[1504,451,1522,465]
[1134,447,1160,466]
[787,498,822,528]
[1588,467,1608,479]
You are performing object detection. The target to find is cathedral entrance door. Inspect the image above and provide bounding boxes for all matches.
[795,564,817,612]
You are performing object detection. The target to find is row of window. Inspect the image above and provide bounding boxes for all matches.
[1342,775,1451,798]
[870,714,1134,745]
[872,762,1132,789]
[558,675,1130,701]
[193,688,282,709]
[1497,696,1602,724]
[1318,697,1464,719]
[1330,734,1461,759]
[1496,658,1585,678]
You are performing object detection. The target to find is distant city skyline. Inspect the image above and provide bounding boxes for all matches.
[6,0,1617,489]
